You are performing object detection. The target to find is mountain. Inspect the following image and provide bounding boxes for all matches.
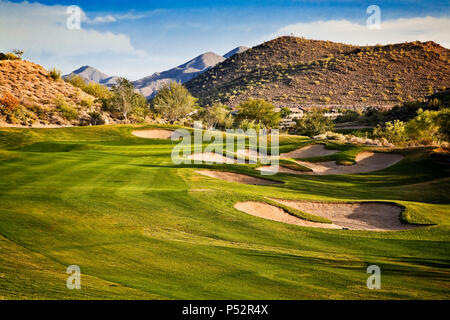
[185,36,450,107]
[223,46,249,58]
[64,66,119,88]
[0,60,102,126]
[134,52,225,98]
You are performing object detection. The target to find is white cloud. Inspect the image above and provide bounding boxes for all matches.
[0,1,145,56]
[273,16,450,48]
[86,12,152,25]
[0,0,155,79]
[91,15,117,24]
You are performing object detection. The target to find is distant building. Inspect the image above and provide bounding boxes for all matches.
[275,106,306,128]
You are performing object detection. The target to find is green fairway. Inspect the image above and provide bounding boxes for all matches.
[0,125,449,300]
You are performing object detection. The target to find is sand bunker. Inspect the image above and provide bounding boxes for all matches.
[188,152,236,164]
[269,199,420,231]
[259,152,403,175]
[132,129,185,139]
[196,170,283,185]
[281,144,338,159]
[235,202,341,229]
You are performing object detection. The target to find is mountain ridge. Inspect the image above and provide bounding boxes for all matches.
[63,65,120,88]
[185,36,450,107]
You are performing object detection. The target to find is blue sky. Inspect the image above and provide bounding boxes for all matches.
[1,0,449,80]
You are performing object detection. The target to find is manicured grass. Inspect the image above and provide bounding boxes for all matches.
[0,124,449,299]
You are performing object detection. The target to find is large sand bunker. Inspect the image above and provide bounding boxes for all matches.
[268,199,420,231]
[281,144,339,159]
[196,170,283,185]
[188,152,235,164]
[235,202,341,229]
[259,152,403,175]
[132,129,185,139]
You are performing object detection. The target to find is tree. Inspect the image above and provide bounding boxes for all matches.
[129,92,150,122]
[196,104,233,129]
[436,108,450,142]
[110,78,138,122]
[404,109,437,144]
[236,99,280,128]
[295,110,334,137]
[153,82,197,123]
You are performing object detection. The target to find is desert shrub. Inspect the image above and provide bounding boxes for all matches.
[84,82,112,100]
[54,96,78,121]
[373,120,407,145]
[49,68,62,81]
[26,104,50,121]
[66,75,112,100]
[66,75,87,89]
[80,98,94,107]
[314,131,392,147]
[88,111,105,125]
[0,99,35,125]
[0,52,20,60]
[0,92,20,109]
[295,110,334,137]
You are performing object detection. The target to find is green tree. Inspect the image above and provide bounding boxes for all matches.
[236,99,280,128]
[405,109,441,144]
[153,82,197,124]
[110,78,139,122]
[129,93,150,122]
[436,108,450,142]
[295,110,334,137]
[197,104,233,129]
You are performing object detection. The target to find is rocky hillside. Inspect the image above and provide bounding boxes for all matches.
[0,59,104,126]
[185,37,450,107]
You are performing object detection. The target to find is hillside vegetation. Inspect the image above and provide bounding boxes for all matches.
[186,37,450,107]
[0,59,100,126]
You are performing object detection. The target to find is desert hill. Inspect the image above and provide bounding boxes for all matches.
[185,36,450,107]
[63,65,119,88]
[0,59,102,126]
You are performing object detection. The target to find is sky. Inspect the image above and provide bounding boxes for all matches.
[1,0,449,80]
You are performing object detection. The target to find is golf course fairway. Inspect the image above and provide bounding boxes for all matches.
[0,125,449,300]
